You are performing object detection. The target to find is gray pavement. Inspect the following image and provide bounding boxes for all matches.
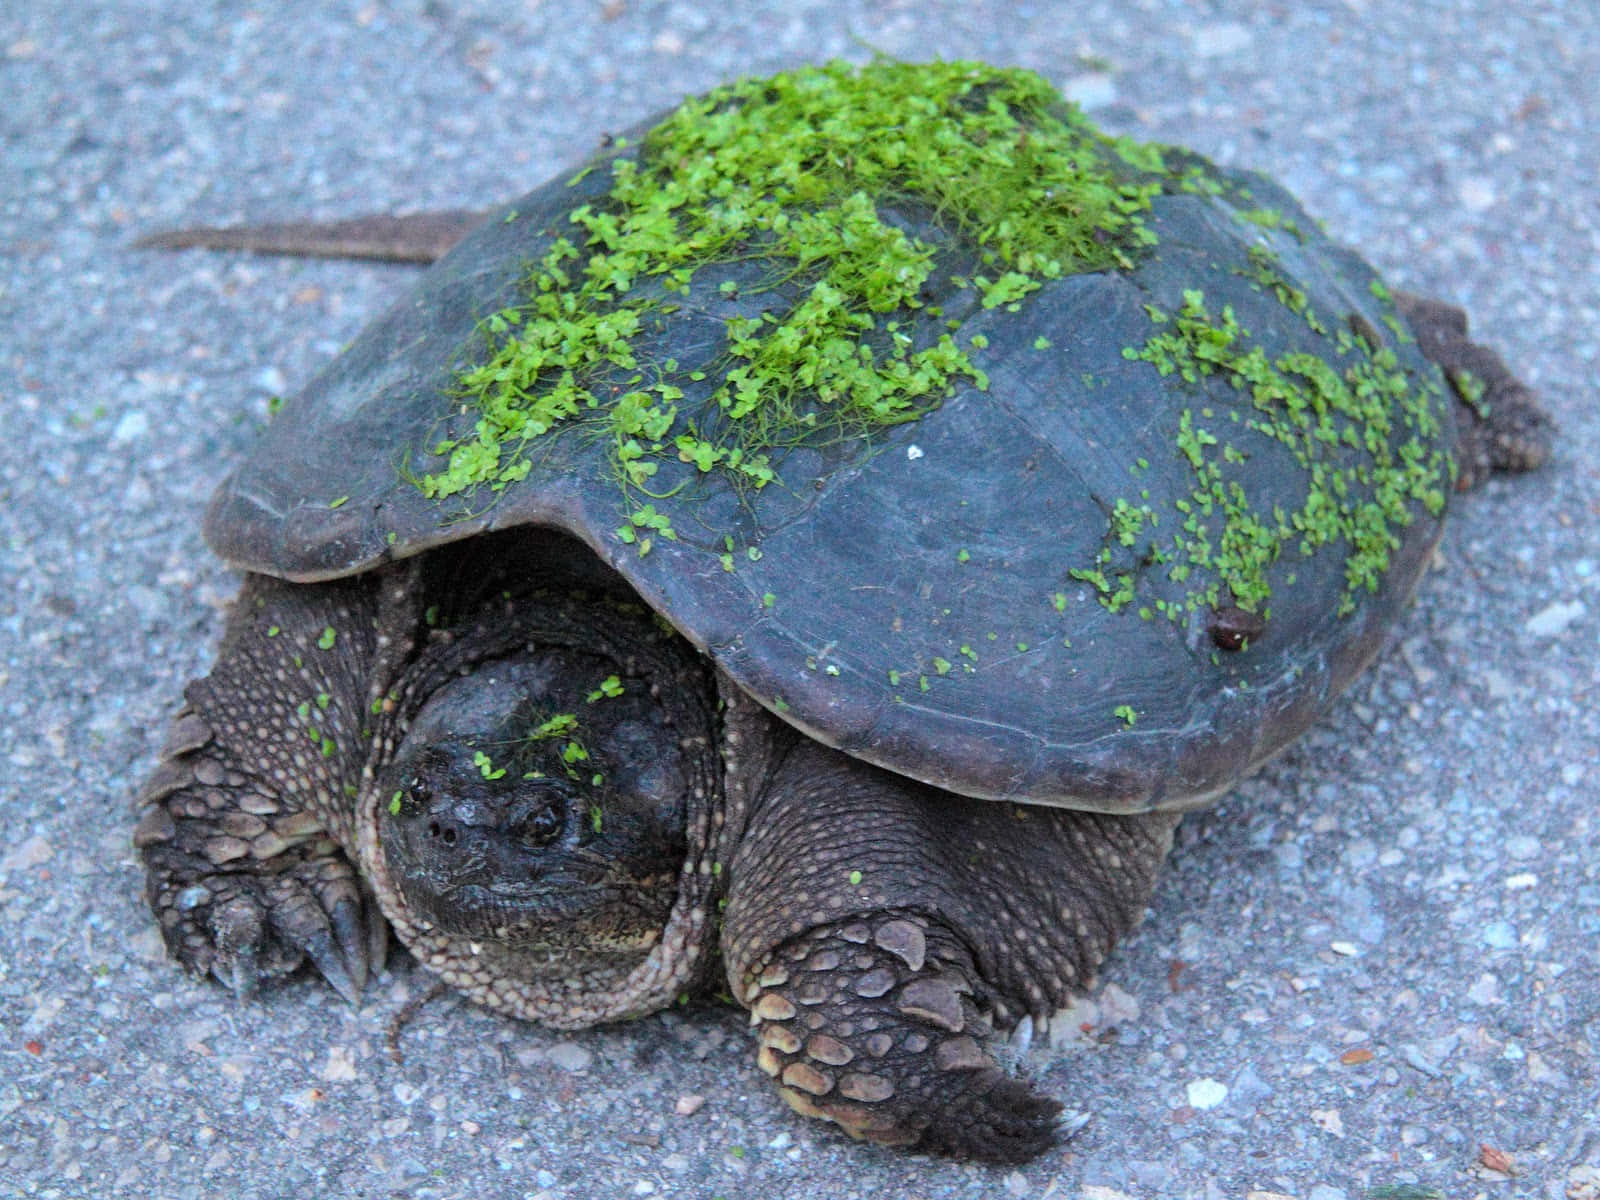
[2,1,1596,1197]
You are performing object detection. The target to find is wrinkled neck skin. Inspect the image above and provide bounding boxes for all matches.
[349,534,738,1029]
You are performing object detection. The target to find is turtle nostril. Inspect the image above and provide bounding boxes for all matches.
[427,821,459,847]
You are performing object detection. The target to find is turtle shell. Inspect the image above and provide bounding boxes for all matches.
[204,63,1454,813]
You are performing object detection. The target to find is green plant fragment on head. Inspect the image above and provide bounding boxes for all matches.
[473,750,507,780]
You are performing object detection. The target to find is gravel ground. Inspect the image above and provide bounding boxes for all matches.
[2,2,1596,1198]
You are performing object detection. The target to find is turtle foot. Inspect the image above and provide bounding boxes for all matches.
[742,912,1061,1162]
[1396,291,1555,487]
[135,709,382,1004]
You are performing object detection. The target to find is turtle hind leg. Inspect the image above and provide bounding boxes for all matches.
[1395,291,1555,488]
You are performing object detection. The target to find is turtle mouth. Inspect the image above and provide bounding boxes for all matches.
[378,778,681,951]
[442,878,676,957]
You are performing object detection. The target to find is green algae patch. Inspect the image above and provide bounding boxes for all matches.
[1074,287,1450,624]
[419,59,1175,538]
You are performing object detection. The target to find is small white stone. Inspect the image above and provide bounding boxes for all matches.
[255,366,288,394]
[546,1041,593,1072]
[1191,22,1252,57]
[674,1094,704,1116]
[1458,176,1497,212]
[1062,73,1116,109]
[1185,1077,1228,1109]
[320,1045,358,1082]
[906,444,924,460]
[1525,599,1585,636]
[0,834,52,871]
[1329,940,1360,957]
[1504,834,1541,860]
[1467,973,1501,1005]
[1097,982,1141,1024]
[1504,872,1538,890]
[1483,921,1517,949]
[112,410,150,442]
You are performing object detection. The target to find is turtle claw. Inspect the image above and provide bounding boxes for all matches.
[208,895,268,1001]
[324,893,371,1000]
[918,1070,1062,1162]
[146,844,376,1005]
[302,934,362,1005]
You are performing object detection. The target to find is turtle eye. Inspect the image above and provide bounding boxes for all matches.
[517,802,564,848]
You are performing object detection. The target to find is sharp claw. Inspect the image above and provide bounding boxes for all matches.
[328,897,369,995]
[301,929,363,1005]
[366,907,389,979]
[215,940,260,1002]
[210,897,265,1001]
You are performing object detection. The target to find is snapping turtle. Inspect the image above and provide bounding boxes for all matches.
[134,61,1550,1160]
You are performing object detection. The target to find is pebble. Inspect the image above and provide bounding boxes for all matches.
[1457,176,1498,212]
[1482,921,1517,949]
[545,1042,593,1072]
[1063,73,1117,109]
[1185,1078,1228,1109]
[1525,599,1586,636]
[320,1045,357,1081]
[1190,22,1252,57]
[1503,834,1541,859]
[0,834,53,872]
[112,410,150,442]
[1567,1165,1600,1200]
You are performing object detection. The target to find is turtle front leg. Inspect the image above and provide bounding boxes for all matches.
[723,741,1179,1161]
[135,572,400,1001]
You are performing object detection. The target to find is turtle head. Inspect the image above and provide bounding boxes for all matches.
[374,651,695,1000]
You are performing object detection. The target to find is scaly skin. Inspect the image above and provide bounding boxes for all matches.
[134,220,1553,1161]
[135,528,1178,1159]
[725,740,1179,1157]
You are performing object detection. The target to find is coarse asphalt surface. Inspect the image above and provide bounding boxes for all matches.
[2,2,1596,1198]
